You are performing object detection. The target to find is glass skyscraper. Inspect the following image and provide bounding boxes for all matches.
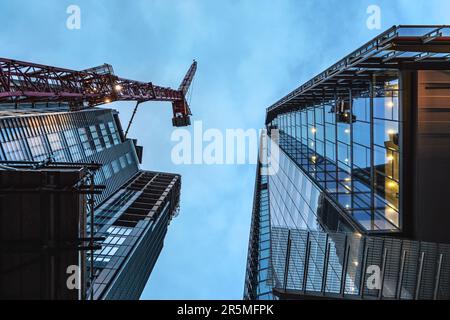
[0,104,181,299]
[245,26,450,300]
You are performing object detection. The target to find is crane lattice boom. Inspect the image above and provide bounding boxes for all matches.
[0,57,197,127]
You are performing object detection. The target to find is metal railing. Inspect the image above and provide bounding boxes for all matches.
[270,227,450,300]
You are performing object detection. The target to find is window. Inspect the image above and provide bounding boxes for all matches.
[99,123,112,148]
[125,152,133,165]
[27,136,47,161]
[108,121,120,145]
[119,155,127,169]
[90,125,103,152]
[64,129,83,161]
[111,160,120,174]
[103,164,112,179]
[78,127,94,156]
[2,140,25,161]
[271,77,401,231]
[47,132,68,161]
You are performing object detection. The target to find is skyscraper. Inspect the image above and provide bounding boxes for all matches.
[0,56,195,299]
[0,105,181,299]
[245,25,450,300]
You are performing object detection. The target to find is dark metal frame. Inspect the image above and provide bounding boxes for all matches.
[0,160,105,300]
[266,25,450,124]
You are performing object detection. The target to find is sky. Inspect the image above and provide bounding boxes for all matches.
[1,0,449,300]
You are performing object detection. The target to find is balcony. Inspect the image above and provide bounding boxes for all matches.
[270,228,450,300]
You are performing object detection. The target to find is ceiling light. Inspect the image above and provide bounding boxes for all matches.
[387,181,397,188]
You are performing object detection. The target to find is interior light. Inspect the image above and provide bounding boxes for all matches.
[345,129,351,134]
[104,98,111,103]
[387,181,397,189]
[387,129,396,135]
[311,127,317,134]
[387,155,394,162]
[386,206,397,214]
[386,101,394,108]
[114,84,123,91]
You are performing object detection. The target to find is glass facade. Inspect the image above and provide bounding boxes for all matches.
[269,77,400,232]
[0,108,139,205]
[89,171,181,300]
[245,141,450,300]
[245,26,450,300]
[269,144,353,234]
[244,162,273,300]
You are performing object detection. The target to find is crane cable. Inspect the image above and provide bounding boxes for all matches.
[187,71,196,112]
[125,62,196,137]
[124,101,141,139]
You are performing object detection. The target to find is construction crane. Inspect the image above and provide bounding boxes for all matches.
[0,57,197,129]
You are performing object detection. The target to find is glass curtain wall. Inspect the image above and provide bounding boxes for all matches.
[269,77,401,233]
[0,108,140,206]
[244,162,273,300]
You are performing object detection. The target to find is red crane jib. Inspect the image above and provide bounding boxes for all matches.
[0,57,197,127]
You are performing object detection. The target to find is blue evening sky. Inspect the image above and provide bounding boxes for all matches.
[1,0,449,299]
